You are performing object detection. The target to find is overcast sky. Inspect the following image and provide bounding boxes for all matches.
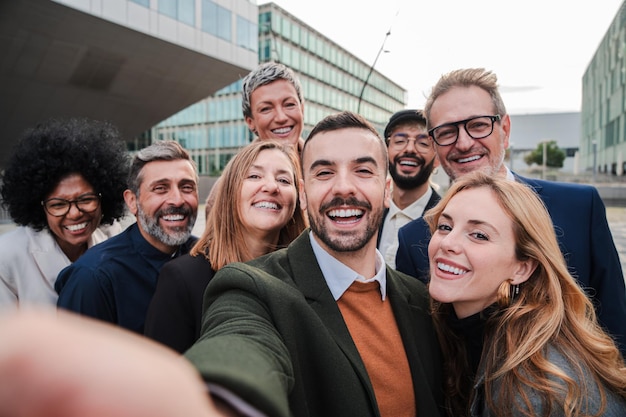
[259,0,624,115]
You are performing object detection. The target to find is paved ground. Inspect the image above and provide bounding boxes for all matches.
[606,206,626,275]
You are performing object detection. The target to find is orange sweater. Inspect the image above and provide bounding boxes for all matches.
[337,280,416,417]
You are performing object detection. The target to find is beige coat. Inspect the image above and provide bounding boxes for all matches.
[0,224,121,309]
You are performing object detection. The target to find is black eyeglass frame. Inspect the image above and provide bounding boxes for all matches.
[41,193,102,217]
[428,114,501,146]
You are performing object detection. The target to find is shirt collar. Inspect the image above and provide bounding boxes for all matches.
[505,166,515,181]
[308,231,387,301]
[387,186,433,220]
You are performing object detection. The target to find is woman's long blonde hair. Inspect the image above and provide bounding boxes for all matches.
[425,172,626,417]
[190,141,307,270]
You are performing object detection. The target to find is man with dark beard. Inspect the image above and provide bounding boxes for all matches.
[185,111,444,417]
[377,109,440,268]
[56,141,198,334]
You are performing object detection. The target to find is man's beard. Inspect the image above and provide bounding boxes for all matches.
[308,196,383,253]
[137,204,196,247]
[389,155,435,190]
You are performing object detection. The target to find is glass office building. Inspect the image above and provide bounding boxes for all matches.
[582,2,626,175]
[153,2,407,174]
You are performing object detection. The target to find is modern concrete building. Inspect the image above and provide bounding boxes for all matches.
[0,0,258,166]
[582,1,626,176]
[153,1,407,174]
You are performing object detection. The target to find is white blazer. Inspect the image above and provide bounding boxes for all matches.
[0,223,122,309]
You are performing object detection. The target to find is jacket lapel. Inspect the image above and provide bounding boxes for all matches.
[287,231,378,407]
[29,229,70,290]
[514,173,548,204]
[423,188,442,213]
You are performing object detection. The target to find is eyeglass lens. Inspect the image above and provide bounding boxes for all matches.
[43,194,100,216]
[431,116,498,146]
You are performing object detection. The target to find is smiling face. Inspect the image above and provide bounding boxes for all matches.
[245,79,304,147]
[387,123,438,190]
[428,85,510,181]
[427,186,534,318]
[124,159,198,254]
[239,148,298,241]
[300,127,390,260]
[44,173,102,260]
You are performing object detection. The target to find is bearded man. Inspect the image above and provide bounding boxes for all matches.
[377,109,440,268]
[56,141,198,333]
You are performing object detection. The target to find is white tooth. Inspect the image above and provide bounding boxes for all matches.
[66,222,88,232]
[400,161,418,166]
[457,155,481,163]
[254,201,279,209]
[328,208,364,218]
[273,127,292,134]
[163,214,184,221]
[437,262,467,275]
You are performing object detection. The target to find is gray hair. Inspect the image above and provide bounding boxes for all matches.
[424,68,507,129]
[241,62,304,119]
[128,140,196,194]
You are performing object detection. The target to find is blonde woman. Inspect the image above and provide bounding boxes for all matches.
[426,171,626,416]
[144,140,307,353]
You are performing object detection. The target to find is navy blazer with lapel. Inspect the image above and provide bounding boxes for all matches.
[396,173,626,356]
[186,231,444,417]
[376,187,441,248]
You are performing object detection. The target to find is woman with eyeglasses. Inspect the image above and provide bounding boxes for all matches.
[0,118,129,308]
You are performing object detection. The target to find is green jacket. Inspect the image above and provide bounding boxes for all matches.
[186,231,444,417]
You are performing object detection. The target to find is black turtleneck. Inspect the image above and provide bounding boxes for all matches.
[446,306,497,379]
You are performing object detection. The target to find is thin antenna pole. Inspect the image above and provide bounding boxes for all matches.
[356,8,399,115]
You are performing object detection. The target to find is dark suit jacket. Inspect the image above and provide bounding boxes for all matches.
[144,253,215,354]
[377,187,441,248]
[396,173,626,356]
[186,231,444,417]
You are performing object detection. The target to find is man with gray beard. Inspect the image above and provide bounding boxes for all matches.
[56,141,198,333]
[377,109,440,268]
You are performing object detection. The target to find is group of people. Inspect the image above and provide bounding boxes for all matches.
[0,63,625,417]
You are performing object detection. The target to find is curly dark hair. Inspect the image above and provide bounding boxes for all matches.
[0,118,130,231]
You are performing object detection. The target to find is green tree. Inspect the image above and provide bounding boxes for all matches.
[524,140,565,168]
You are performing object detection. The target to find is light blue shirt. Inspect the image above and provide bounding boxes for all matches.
[308,231,387,301]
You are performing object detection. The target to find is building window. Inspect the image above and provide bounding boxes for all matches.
[202,0,232,41]
[237,16,258,52]
[158,0,194,26]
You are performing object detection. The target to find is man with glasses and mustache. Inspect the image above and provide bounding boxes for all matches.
[377,109,440,268]
[56,141,199,334]
[396,68,626,357]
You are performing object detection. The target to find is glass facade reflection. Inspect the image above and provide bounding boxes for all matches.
[153,2,406,175]
[582,2,626,176]
[158,0,195,26]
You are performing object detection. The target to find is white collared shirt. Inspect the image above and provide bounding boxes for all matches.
[379,187,433,269]
[505,166,515,181]
[308,231,387,301]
